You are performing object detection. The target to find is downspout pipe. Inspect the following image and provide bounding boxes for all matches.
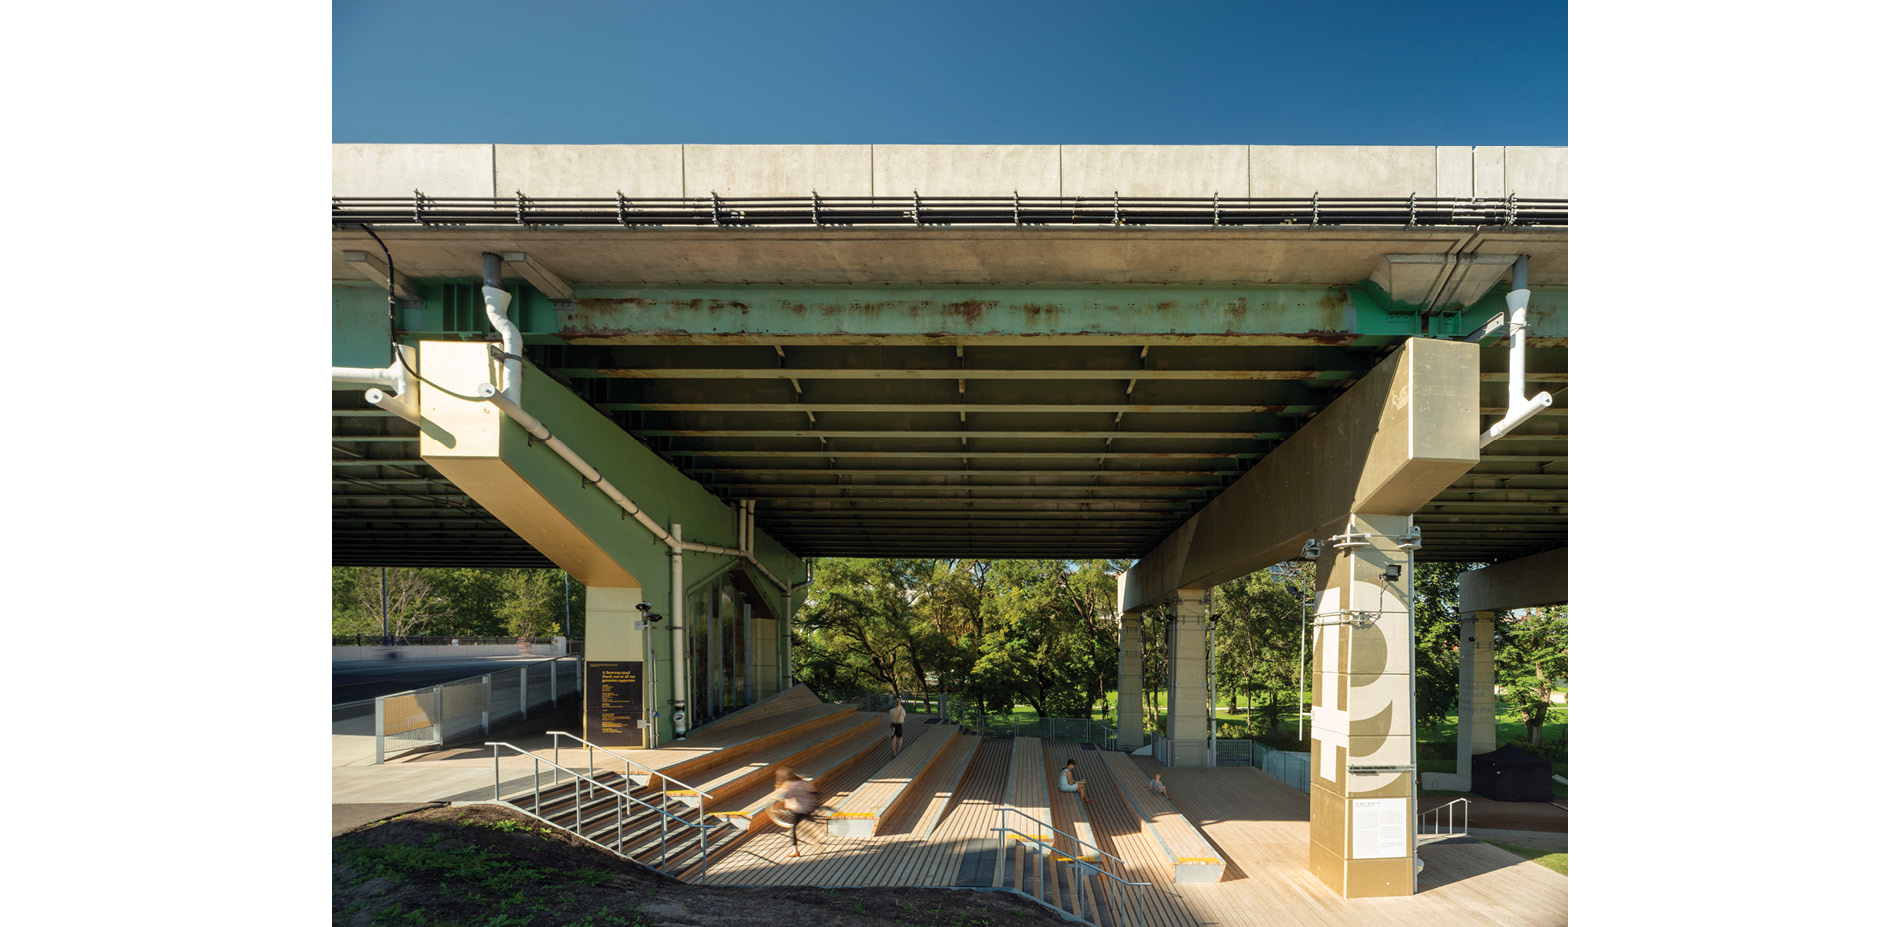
[480,252,521,404]
[1480,255,1554,447]
[671,523,688,735]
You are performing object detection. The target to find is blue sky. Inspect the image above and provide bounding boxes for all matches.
[333,1,1566,145]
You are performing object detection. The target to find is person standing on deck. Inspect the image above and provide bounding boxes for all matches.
[889,699,907,756]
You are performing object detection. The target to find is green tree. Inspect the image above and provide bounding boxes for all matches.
[1209,563,1309,734]
[1411,561,1477,728]
[495,569,567,638]
[1495,605,1568,746]
[331,567,448,638]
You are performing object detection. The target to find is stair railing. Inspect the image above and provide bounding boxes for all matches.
[485,741,716,883]
[991,810,1153,927]
[1420,796,1470,838]
[544,731,714,831]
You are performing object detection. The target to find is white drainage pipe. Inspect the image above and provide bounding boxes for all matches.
[333,346,422,429]
[1480,256,1553,447]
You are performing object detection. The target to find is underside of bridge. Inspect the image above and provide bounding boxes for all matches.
[332,144,1567,899]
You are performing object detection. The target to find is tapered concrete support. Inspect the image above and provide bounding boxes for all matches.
[584,587,653,748]
[1117,610,1144,745]
[1165,590,1210,767]
[1308,514,1417,898]
[1456,611,1498,787]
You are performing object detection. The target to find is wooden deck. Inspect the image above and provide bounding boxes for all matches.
[697,731,1567,927]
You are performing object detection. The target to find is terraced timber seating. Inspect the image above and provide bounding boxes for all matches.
[679,684,822,740]
[497,707,879,879]
[1100,751,1227,883]
[661,710,884,811]
[1003,736,1052,845]
[643,703,859,802]
[1042,744,1097,864]
[702,713,890,832]
[826,723,959,836]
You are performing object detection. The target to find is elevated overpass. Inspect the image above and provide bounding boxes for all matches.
[331,143,1567,898]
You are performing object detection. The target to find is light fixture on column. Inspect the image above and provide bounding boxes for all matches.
[1396,526,1423,551]
[1301,539,1322,561]
[1382,564,1402,582]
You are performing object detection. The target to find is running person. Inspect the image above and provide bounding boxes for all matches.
[889,699,907,756]
[770,767,820,857]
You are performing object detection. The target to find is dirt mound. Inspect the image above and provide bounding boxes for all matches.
[333,803,1069,927]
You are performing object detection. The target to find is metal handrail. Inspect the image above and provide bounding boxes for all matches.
[990,821,1154,927]
[485,741,717,883]
[545,731,712,831]
[1420,797,1470,838]
[995,806,1130,871]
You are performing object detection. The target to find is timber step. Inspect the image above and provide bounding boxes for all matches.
[827,723,959,837]
[1100,751,1227,883]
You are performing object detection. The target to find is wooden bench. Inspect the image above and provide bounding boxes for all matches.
[1100,751,1227,883]
[1003,736,1052,844]
[826,723,958,836]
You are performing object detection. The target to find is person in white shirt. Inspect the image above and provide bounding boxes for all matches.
[889,700,907,756]
[1058,758,1091,803]
[770,767,820,857]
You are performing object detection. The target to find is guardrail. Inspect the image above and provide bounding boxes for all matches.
[1421,797,1470,838]
[1251,742,1311,793]
[365,656,578,763]
[334,192,1567,231]
[991,809,1154,927]
[486,741,716,883]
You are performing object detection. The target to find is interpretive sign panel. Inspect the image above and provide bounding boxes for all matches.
[1350,798,1408,859]
[585,661,644,747]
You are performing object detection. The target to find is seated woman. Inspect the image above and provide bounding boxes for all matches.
[1057,758,1091,803]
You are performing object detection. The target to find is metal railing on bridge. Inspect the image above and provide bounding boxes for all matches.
[334,192,1567,232]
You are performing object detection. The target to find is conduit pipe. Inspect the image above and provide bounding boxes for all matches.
[1479,255,1553,447]
[333,349,423,429]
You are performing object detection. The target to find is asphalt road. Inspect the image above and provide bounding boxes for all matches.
[332,656,571,705]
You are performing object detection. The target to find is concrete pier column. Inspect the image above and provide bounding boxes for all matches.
[1165,589,1210,767]
[1455,610,1498,787]
[583,587,652,748]
[1308,514,1417,898]
[1117,610,1144,747]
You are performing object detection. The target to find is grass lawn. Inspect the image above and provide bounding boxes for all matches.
[1484,840,1567,876]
